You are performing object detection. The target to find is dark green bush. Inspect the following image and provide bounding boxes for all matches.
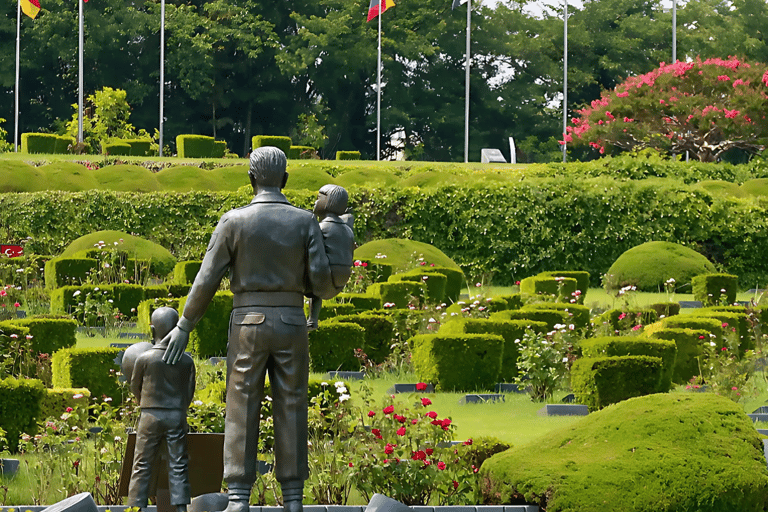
[252,136,292,154]
[40,387,91,423]
[0,378,45,451]
[411,333,504,391]
[50,284,145,319]
[336,293,382,311]
[538,271,590,297]
[52,347,123,402]
[597,308,659,332]
[21,133,71,154]
[490,309,569,332]
[137,297,180,334]
[417,265,464,304]
[439,318,546,382]
[522,303,591,330]
[604,241,716,292]
[692,273,738,306]
[178,291,232,358]
[336,151,361,160]
[661,316,724,344]
[101,141,131,156]
[389,271,447,304]
[212,140,227,159]
[308,322,365,372]
[520,276,577,302]
[694,309,751,351]
[367,281,426,309]
[486,294,523,313]
[306,302,357,321]
[649,328,711,384]
[456,436,512,469]
[288,146,315,159]
[122,139,153,156]
[480,393,768,512]
[571,355,666,410]
[328,313,394,363]
[5,317,77,355]
[648,302,681,318]
[356,260,393,283]
[580,336,677,392]
[44,257,97,288]
[177,135,216,158]
[173,260,202,285]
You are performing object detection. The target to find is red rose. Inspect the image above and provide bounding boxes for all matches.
[368,410,375,417]
[441,418,452,427]
[383,405,394,414]
[426,411,438,419]
[421,397,432,406]
[415,382,427,391]
[396,427,406,436]
[437,461,446,470]
[463,438,473,445]
[372,428,382,439]
[395,414,406,423]
[453,481,459,489]
[425,448,433,456]
[384,443,395,454]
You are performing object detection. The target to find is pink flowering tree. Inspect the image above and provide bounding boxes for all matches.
[565,57,768,161]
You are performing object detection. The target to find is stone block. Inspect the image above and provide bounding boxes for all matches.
[327,371,365,381]
[538,404,589,416]
[462,394,505,404]
[40,492,98,512]
[189,493,228,512]
[678,301,703,309]
[365,494,410,512]
[480,149,506,163]
[388,384,435,394]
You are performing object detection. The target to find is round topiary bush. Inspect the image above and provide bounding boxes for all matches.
[61,230,177,277]
[354,238,462,273]
[604,241,715,292]
[480,393,768,512]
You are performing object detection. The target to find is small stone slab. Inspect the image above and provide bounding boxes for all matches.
[0,458,19,476]
[117,332,149,339]
[189,493,228,512]
[327,507,364,512]
[327,371,365,380]
[757,429,768,436]
[41,492,98,512]
[365,494,410,512]
[304,506,328,512]
[495,383,526,393]
[462,394,505,404]
[15,310,26,319]
[434,506,473,512]
[753,406,768,414]
[109,343,133,348]
[208,357,226,365]
[561,393,576,403]
[748,413,768,423]
[678,301,703,308]
[388,383,435,394]
[538,404,589,416]
[480,149,506,163]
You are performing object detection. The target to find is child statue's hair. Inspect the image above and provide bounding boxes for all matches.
[318,184,348,215]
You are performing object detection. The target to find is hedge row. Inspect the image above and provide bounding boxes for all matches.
[4,178,768,285]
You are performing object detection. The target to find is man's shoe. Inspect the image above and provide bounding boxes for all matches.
[283,500,303,512]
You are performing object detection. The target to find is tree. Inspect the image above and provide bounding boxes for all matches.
[565,57,768,161]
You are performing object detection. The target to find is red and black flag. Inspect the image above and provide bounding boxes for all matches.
[367,0,394,22]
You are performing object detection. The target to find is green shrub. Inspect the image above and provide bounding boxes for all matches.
[694,309,751,351]
[487,294,523,313]
[252,136,292,154]
[328,313,394,363]
[538,271,590,300]
[519,276,577,302]
[44,257,97,289]
[522,303,591,330]
[571,355,666,410]
[122,138,153,156]
[661,316,724,343]
[39,387,91,422]
[52,347,123,402]
[55,135,75,154]
[480,393,768,511]
[173,261,202,285]
[0,378,45,451]
[308,322,365,372]
[647,302,681,318]
[439,318,546,382]
[178,291,232,358]
[336,293,382,311]
[177,135,216,158]
[288,146,315,159]
[597,308,659,332]
[357,239,462,275]
[5,317,77,355]
[417,266,464,304]
[307,302,358,321]
[604,241,716,292]
[456,436,512,469]
[490,309,569,332]
[367,281,426,309]
[411,333,504,391]
[389,271,447,304]
[649,328,711,384]
[212,140,227,159]
[109,284,146,317]
[101,141,131,156]
[355,260,393,283]
[137,297,180,335]
[692,273,738,307]
[336,151,361,160]
[580,336,677,392]
[21,133,70,154]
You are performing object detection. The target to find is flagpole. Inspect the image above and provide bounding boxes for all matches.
[78,0,83,144]
[376,0,382,161]
[561,0,567,163]
[463,0,470,163]
[159,0,165,157]
[14,0,21,152]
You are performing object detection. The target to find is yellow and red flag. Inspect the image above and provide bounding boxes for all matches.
[367,0,394,22]
[20,0,41,19]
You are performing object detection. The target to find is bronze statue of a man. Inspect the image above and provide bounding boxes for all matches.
[163,146,337,512]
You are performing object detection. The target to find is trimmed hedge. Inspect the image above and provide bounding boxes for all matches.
[252,136,292,154]
[367,281,426,309]
[389,271,447,304]
[520,276,577,302]
[490,309,570,332]
[52,347,123,401]
[336,151,361,160]
[521,303,591,331]
[21,133,73,154]
[308,322,365,372]
[178,291,232,358]
[40,387,91,423]
[137,297,180,335]
[4,317,77,355]
[173,261,202,285]
[538,271,590,297]
[50,284,145,319]
[580,336,677,392]
[212,140,227,159]
[694,309,751,351]
[44,257,97,289]
[416,266,464,304]
[0,377,45,451]
[336,293,382,311]
[439,318,547,382]
[597,308,659,332]
[661,316,724,344]
[288,146,315,159]
[306,302,358,321]
[327,313,395,363]
[692,273,738,307]
[177,135,216,158]
[356,260,393,283]
[486,294,524,313]
[123,139,153,156]
[571,355,666,410]
[101,141,131,156]
[647,302,681,318]
[411,333,504,391]
[649,328,711,384]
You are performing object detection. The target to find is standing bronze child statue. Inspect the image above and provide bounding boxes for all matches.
[129,306,196,512]
[163,147,342,512]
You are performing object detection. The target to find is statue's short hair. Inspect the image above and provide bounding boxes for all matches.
[151,307,179,342]
[319,184,348,215]
[249,146,287,187]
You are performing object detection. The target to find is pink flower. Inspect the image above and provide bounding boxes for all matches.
[421,397,432,406]
[368,410,375,417]
[416,382,427,391]
[426,411,437,419]
[13,302,20,308]
[0,290,6,297]
[394,414,406,423]
[731,387,738,391]
[437,461,446,470]
[411,419,417,425]
[618,313,627,320]
[441,418,452,429]
[722,323,729,328]
[383,405,394,415]
[632,325,642,331]
[724,109,739,119]
[722,347,728,351]
[717,75,730,81]
[699,336,705,339]
[396,427,406,436]
[412,450,426,461]
[464,438,473,445]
